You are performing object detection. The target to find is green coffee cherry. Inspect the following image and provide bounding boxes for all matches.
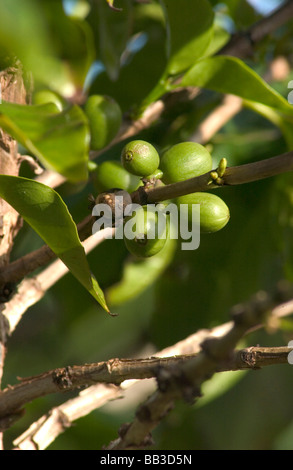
[121,140,160,177]
[160,142,213,184]
[177,192,230,233]
[85,95,122,150]
[124,206,168,257]
[32,90,67,112]
[94,160,141,193]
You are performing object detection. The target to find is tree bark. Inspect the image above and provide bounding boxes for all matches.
[0,67,26,268]
[0,65,27,448]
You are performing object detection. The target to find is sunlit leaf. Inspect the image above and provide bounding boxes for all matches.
[0,175,110,313]
[202,25,230,57]
[181,55,293,114]
[0,101,90,183]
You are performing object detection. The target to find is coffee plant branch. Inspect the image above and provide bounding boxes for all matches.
[1,150,293,288]
[9,295,293,448]
[0,346,292,429]
[134,151,293,203]
[106,283,293,450]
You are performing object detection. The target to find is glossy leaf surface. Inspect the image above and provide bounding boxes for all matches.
[0,175,110,313]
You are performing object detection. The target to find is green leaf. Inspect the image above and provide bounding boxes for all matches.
[202,25,230,58]
[181,55,293,114]
[161,0,214,75]
[0,175,110,314]
[0,101,90,183]
[107,236,177,306]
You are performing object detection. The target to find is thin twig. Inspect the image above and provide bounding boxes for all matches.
[133,151,293,204]
[13,384,122,450]
[191,95,243,144]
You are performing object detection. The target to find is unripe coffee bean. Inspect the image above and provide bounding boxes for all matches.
[160,142,213,184]
[177,192,230,233]
[85,95,122,150]
[32,89,67,112]
[121,140,160,177]
[124,206,168,257]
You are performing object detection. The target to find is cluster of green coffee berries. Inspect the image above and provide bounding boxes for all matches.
[94,137,230,259]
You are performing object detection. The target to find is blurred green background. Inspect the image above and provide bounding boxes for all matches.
[1,0,293,450]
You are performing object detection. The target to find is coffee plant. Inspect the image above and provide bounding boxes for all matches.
[0,0,293,451]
